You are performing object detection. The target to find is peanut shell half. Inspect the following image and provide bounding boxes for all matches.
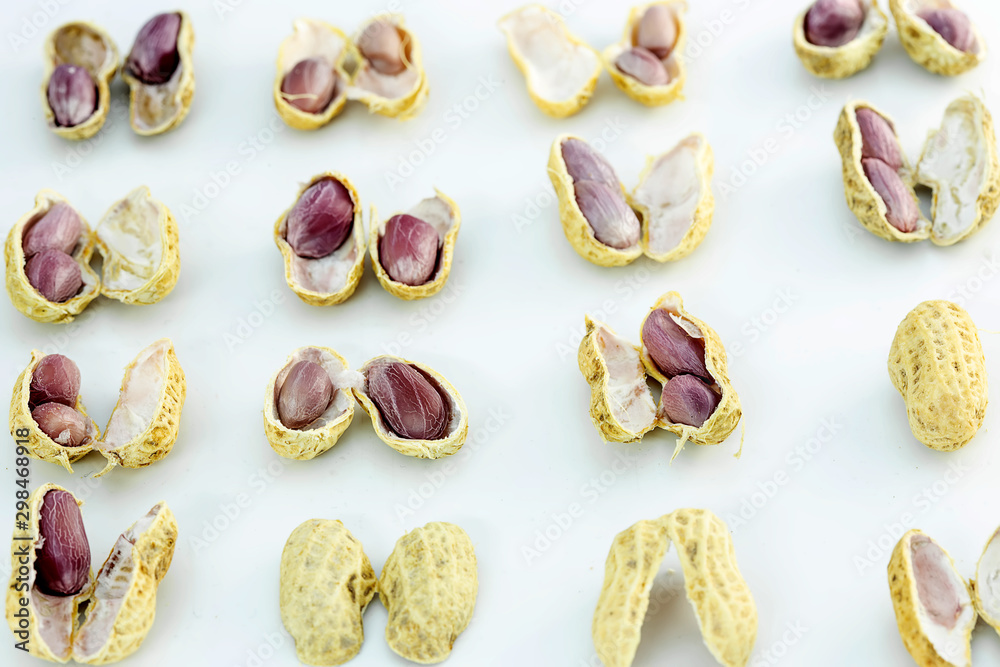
[42,22,119,140]
[793,0,888,79]
[274,19,351,130]
[974,525,1000,636]
[347,14,429,121]
[889,0,985,76]
[602,1,687,107]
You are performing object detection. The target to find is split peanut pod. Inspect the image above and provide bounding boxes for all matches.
[42,22,119,139]
[264,346,357,460]
[348,15,429,121]
[974,526,1000,635]
[275,172,366,306]
[380,522,478,664]
[889,0,985,76]
[121,11,195,135]
[280,519,377,666]
[602,2,686,106]
[888,530,976,667]
[274,19,351,130]
[793,0,888,79]
[498,5,601,118]
[369,190,461,300]
[888,300,986,452]
[9,351,99,472]
[593,509,757,667]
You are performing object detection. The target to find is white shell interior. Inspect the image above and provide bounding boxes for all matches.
[130,16,188,135]
[270,347,359,430]
[52,23,115,74]
[351,18,419,101]
[498,6,599,104]
[632,135,705,256]
[594,322,656,434]
[279,19,346,75]
[910,534,975,666]
[100,339,170,452]
[97,187,164,292]
[281,182,359,295]
[857,1,887,44]
[31,590,75,660]
[976,528,1000,624]
[360,355,464,440]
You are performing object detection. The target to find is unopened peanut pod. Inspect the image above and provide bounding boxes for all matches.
[9,350,100,473]
[888,529,976,667]
[369,190,461,300]
[96,339,185,475]
[347,15,429,120]
[275,172,366,306]
[974,526,1000,635]
[793,1,888,79]
[889,0,985,76]
[121,12,195,136]
[631,133,714,262]
[280,519,377,666]
[602,2,686,106]
[353,355,469,459]
[42,22,119,140]
[264,346,358,460]
[96,186,180,305]
[274,19,351,130]
[5,190,101,324]
[380,522,478,664]
[888,300,986,452]
[593,509,757,667]
[5,484,94,663]
[578,316,656,443]
[498,5,601,118]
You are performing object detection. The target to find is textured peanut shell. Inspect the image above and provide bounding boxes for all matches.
[96,186,180,305]
[5,190,102,324]
[834,100,929,243]
[888,300,987,452]
[593,509,756,667]
[888,529,974,667]
[379,522,478,664]
[639,292,742,453]
[973,526,1000,635]
[5,484,93,663]
[347,15,430,121]
[9,350,100,473]
[97,339,186,475]
[602,1,687,107]
[354,355,469,459]
[263,346,355,460]
[274,19,351,130]
[274,171,366,306]
[280,519,377,666]
[42,22,119,140]
[369,190,461,300]
[548,134,643,267]
[889,0,985,76]
[792,2,888,79]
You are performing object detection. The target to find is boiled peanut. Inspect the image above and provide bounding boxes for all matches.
[367,360,448,440]
[660,374,719,427]
[635,5,677,59]
[804,0,865,47]
[22,202,82,258]
[126,12,181,85]
[614,47,669,87]
[380,213,440,286]
[357,20,406,75]
[917,8,975,52]
[561,138,619,188]
[29,353,81,408]
[280,57,338,114]
[35,488,91,596]
[862,157,918,233]
[32,403,90,446]
[285,178,354,259]
[856,108,903,170]
[25,248,83,303]
[641,308,709,379]
[561,139,641,250]
[277,360,334,429]
[46,64,97,128]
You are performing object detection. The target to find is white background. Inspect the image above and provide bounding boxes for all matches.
[2,0,1000,665]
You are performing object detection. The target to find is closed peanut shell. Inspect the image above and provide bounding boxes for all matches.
[602,2,687,106]
[793,1,888,78]
[42,22,119,140]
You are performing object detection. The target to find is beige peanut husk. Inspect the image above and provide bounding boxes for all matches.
[602,1,687,107]
[888,300,987,452]
[369,189,461,300]
[122,11,195,135]
[42,22,119,140]
[275,171,366,306]
[347,14,430,121]
[5,190,101,324]
[280,519,377,666]
[593,509,757,667]
[973,526,1000,635]
[889,0,986,76]
[380,522,478,664]
[9,350,100,473]
[792,1,888,79]
[274,19,351,130]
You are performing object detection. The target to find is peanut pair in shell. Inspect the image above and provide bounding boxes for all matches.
[602,1,687,106]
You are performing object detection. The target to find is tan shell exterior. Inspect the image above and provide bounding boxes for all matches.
[578,316,656,443]
[354,355,469,459]
[888,529,974,667]
[5,484,93,663]
[602,2,687,107]
[280,519,377,666]
[42,22,119,140]
[499,5,601,118]
[379,522,478,664]
[5,190,102,324]
[264,346,355,460]
[121,11,195,136]
[275,172,366,306]
[792,2,888,79]
[97,339,186,475]
[593,509,756,667]
[835,100,929,243]
[369,190,462,300]
[548,134,643,267]
[9,350,100,473]
[890,0,985,76]
[274,20,351,130]
[348,15,430,120]
[973,525,1000,635]
[888,300,987,452]
[96,186,181,305]
[639,293,742,453]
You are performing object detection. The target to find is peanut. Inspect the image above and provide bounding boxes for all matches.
[281,57,338,114]
[856,108,903,171]
[635,5,677,59]
[561,138,641,250]
[285,178,354,259]
[380,214,440,286]
[357,20,406,75]
[25,248,83,303]
[641,308,709,379]
[29,353,81,408]
[862,157,919,233]
[46,64,97,128]
[367,360,448,440]
[659,374,719,427]
[126,13,182,85]
[35,489,90,596]
[561,139,619,188]
[277,360,334,429]
[32,403,90,447]
[804,0,865,47]
[614,47,669,87]
[917,8,975,53]
[22,202,82,258]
